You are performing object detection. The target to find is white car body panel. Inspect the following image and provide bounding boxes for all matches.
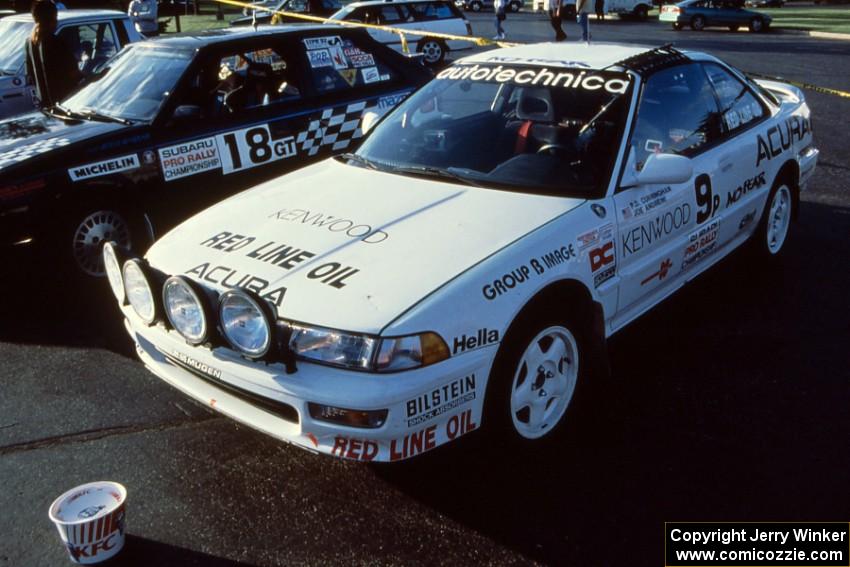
[331,0,472,54]
[121,43,817,461]
[148,158,585,335]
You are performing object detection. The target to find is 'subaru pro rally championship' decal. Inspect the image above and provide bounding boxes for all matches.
[159,125,298,181]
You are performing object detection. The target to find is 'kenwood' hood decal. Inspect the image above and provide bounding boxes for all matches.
[147,159,584,334]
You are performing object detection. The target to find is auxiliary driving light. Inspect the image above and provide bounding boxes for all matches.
[102,241,124,304]
[218,290,273,358]
[122,259,156,324]
[163,276,209,344]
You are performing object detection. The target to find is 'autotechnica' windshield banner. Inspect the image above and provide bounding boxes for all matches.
[436,65,631,94]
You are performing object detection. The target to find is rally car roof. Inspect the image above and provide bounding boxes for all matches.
[4,9,129,23]
[135,23,352,49]
[459,42,686,72]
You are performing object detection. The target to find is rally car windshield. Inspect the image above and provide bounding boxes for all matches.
[63,45,193,122]
[355,64,633,198]
[0,21,33,75]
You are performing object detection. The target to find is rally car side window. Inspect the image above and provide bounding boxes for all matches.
[181,46,302,120]
[702,62,767,136]
[303,36,399,94]
[628,63,722,170]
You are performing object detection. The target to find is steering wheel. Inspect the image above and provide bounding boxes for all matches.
[537,144,574,158]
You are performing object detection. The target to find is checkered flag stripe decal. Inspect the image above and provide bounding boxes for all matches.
[295,100,370,157]
[0,137,71,170]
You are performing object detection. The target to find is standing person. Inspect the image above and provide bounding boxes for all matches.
[493,0,507,40]
[128,0,158,37]
[25,0,82,108]
[576,0,591,41]
[595,0,605,21]
[548,0,567,41]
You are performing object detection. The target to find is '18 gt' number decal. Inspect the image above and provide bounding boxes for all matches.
[217,125,297,174]
[694,173,719,224]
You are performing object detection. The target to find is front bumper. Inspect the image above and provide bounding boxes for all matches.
[123,307,495,462]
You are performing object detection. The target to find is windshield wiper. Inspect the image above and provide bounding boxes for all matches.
[76,109,134,126]
[392,165,482,187]
[338,152,381,170]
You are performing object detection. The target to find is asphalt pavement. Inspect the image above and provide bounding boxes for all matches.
[1,15,849,566]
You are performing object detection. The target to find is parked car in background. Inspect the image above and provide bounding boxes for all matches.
[329,0,473,66]
[660,0,771,31]
[744,0,783,7]
[230,0,342,26]
[456,0,524,13]
[0,10,141,120]
[0,25,430,278]
[658,0,773,32]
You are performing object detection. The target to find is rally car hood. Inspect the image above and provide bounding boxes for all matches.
[0,111,125,173]
[148,159,585,334]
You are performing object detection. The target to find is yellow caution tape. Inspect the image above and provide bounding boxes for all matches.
[211,1,850,99]
[214,0,520,49]
[748,71,850,100]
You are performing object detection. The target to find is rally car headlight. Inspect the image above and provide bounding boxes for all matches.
[288,325,449,372]
[102,241,124,304]
[123,259,156,325]
[219,290,273,358]
[375,333,449,372]
[289,324,377,370]
[163,276,209,345]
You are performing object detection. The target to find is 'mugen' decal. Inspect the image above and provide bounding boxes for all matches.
[436,65,630,94]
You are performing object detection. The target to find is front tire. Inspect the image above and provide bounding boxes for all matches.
[485,308,596,445]
[417,38,447,66]
[634,3,649,19]
[673,21,683,30]
[749,16,765,31]
[728,24,739,31]
[469,0,482,10]
[509,0,521,10]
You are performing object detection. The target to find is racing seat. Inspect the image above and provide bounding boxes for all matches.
[514,87,555,154]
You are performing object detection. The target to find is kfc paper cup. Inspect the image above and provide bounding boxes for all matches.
[48,481,127,564]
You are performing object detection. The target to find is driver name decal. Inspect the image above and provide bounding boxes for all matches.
[436,65,630,94]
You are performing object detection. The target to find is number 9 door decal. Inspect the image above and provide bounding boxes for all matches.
[694,173,719,225]
[217,125,297,175]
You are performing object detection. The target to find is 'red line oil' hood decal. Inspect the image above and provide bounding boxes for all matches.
[147,158,584,334]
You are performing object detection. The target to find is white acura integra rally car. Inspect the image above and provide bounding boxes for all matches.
[106,43,818,462]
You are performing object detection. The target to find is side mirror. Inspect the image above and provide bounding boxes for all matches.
[361,110,381,135]
[634,153,693,186]
[172,104,201,122]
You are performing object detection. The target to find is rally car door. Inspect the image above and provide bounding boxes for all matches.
[612,62,724,324]
[699,62,773,246]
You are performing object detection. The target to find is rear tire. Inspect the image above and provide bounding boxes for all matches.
[749,16,764,32]
[469,0,482,10]
[752,177,794,260]
[417,38,447,66]
[673,22,683,30]
[690,14,705,30]
[728,24,739,31]
[634,3,649,19]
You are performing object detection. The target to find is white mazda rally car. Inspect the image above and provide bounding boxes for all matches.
[106,43,818,462]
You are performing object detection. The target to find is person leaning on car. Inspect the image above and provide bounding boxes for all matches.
[128,0,158,36]
[25,0,83,108]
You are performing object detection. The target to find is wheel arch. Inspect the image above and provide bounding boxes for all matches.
[504,278,605,346]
